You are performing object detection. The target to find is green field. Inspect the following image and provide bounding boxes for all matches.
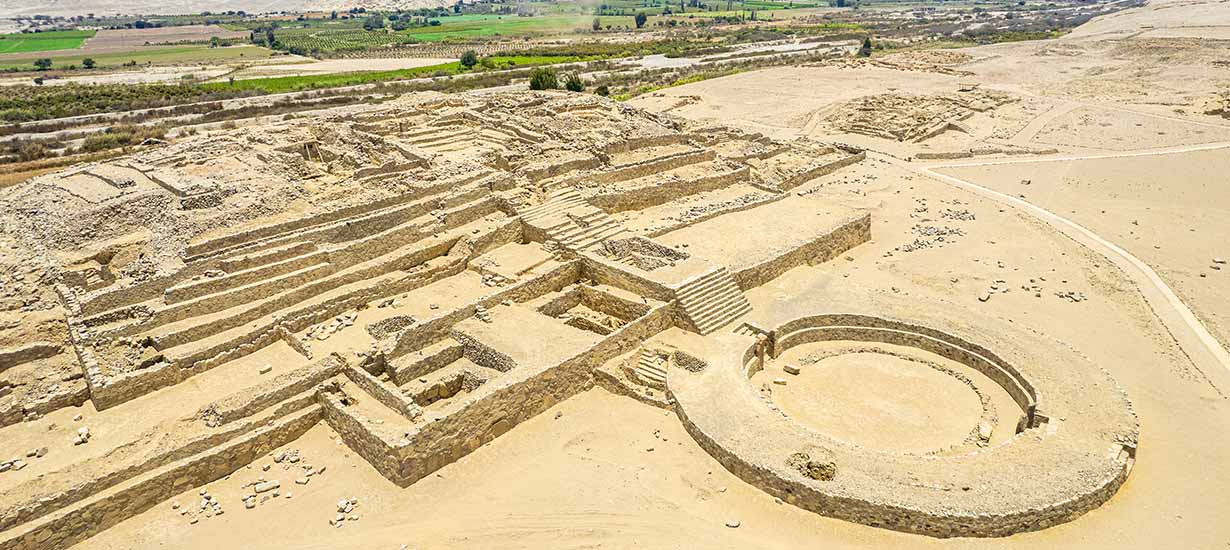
[0,45,273,71]
[0,30,96,54]
[397,15,635,41]
[204,55,592,94]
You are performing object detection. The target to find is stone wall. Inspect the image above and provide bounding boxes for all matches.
[388,302,675,486]
[388,261,581,360]
[589,166,747,214]
[580,255,673,302]
[0,343,62,372]
[672,400,1130,538]
[778,151,866,192]
[771,314,1037,417]
[732,213,871,291]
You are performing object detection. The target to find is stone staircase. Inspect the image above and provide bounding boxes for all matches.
[633,348,667,389]
[677,268,752,335]
[519,189,629,252]
[544,210,629,251]
[518,189,587,225]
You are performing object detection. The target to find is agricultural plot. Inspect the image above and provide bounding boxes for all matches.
[204,54,591,93]
[0,30,94,54]
[0,44,273,71]
[274,28,419,55]
[398,15,629,41]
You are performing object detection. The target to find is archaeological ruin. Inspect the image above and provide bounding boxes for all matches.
[0,90,1137,549]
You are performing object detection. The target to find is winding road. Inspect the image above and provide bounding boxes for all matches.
[881,142,1230,387]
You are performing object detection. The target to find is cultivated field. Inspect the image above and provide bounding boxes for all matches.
[0,30,95,54]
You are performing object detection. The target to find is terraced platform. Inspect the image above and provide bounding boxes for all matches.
[0,90,1134,549]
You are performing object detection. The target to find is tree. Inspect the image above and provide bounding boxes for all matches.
[82,58,96,69]
[34,58,52,70]
[363,13,385,30]
[563,72,584,92]
[634,12,648,28]
[592,17,601,31]
[529,67,558,90]
[857,36,872,57]
[460,50,478,69]
[209,36,221,48]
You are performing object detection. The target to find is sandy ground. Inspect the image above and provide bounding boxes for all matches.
[936,148,1230,352]
[0,65,230,87]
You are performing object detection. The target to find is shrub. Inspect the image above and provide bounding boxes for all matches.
[594,85,610,96]
[17,142,48,162]
[858,36,872,57]
[82,58,96,69]
[563,72,584,92]
[529,67,558,90]
[460,50,478,69]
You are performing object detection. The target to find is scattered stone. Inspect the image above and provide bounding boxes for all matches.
[783,364,801,375]
[787,452,837,481]
[295,477,309,485]
[259,364,273,375]
[726,520,741,528]
[772,378,787,385]
[254,480,280,493]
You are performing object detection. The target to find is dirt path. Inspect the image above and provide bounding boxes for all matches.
[895,143,1230,385]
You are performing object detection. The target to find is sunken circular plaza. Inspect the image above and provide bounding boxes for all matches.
[668,305,1139,538]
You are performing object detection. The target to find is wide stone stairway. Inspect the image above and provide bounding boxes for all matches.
[675,267,752,335]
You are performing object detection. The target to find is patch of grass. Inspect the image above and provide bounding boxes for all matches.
[0,30,95,54]
[612,68,742,100]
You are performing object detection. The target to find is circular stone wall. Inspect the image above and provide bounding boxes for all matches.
[752,342,1015,455]
[668,308,1138,538]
